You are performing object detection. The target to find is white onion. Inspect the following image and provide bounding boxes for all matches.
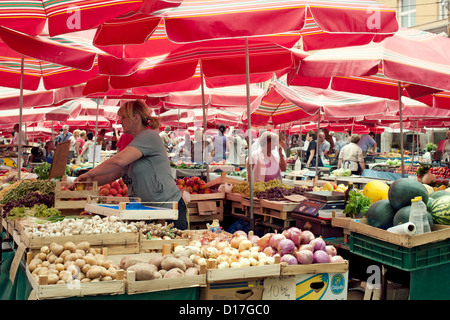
[257,233,273,249]
[263,246,275,257]
[238,239,253,252]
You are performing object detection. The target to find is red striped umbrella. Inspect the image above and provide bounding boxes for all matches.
[94,0,398,50]
[0,0,171,37]
[0,27,101,90]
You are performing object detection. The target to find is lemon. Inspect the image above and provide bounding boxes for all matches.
[363,180,389,203]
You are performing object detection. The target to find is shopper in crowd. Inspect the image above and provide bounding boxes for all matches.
[345,130,352,144]
[248,131,286,183]
[323,128,334,154]
[358,131,377,156]
[73,129,82,156]
[96,128,107,151]
[43,140,55,164]
[76,100,188,229]
[117,133,133,152]
[228,128,245,165]
[338,134,365,175]
[318,131,331,164]
[80,132,94,162]
[437,130,450,161]
[29,146,45,163]
[54,128,63,146]
[333,132,346,163]
[55,125,73,144]
[305,130,323,168]
[211,124,230,163]
[159,126,172,151]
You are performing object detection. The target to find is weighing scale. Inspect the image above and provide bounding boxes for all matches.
[292,191,346,220]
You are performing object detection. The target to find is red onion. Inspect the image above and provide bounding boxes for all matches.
[269,234,286,249]
[310,237,326,252]
[313,250,330,264]
[257,233,272,250]
[248,235,260,245]
[325,245,337,257]
[300,230,315,244]
[277,239,296,256]
[289,229,303,247]
[280,254,298,265]
[294,250,313,264]
[330,255,344,263]
[263,246,275,257]
[299,244,314,252]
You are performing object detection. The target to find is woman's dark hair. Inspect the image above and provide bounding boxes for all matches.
[218,124,226,134]
[306,130,316,140]
[87,132,94,140]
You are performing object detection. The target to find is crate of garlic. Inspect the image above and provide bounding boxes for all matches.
[25,241,125,300]
[17,215,140,254]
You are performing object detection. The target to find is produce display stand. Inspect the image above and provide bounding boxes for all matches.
[84,196,178,221]
[170,168,207,180]
[332,217,450,300]
[206,262,281,283]
[292,213,344,239]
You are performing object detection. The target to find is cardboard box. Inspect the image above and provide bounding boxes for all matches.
[200,279,264,300]
[295,271,348,300]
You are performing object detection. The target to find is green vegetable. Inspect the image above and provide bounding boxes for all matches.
[0,180,56,205]
[343,190,372,218]
[33,162,71,180]
[8,204,61,220]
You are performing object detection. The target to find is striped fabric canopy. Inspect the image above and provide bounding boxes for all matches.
[295,28,450,95]
[0,27,101,90]
[94,0,398,51]
[0,0,149,36]
[245,80,389,126]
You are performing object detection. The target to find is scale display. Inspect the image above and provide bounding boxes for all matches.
[293,199,346,219]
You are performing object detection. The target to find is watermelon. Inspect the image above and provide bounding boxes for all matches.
[428,195,450,225]
[388,178,429,211]
[366,200,396,230]
[429,190,450,200]
[393,205,434,227]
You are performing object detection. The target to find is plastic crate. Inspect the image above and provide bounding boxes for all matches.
[350,232,450,271]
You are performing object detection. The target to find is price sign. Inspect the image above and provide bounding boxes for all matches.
[263,276,296,300]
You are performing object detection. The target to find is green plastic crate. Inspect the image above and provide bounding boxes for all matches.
[350,232,450,272]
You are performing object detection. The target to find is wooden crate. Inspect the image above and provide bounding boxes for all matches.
[126,270,207,295]
[187,192,225,223]
[84,196,178,220]
[242,197,263,215]
[332,217,450,248]
[140,237,189,252]
[54,181,98,210]
[206,264,281,283]
[280,261,349,276]
[19,228,140,255]
[26,268,125,300]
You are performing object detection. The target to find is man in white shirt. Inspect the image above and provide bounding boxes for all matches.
[318,131,330,158]
[159,126,171,151]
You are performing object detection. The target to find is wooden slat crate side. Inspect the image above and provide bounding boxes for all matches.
[189,212,223,223]
[54,199,87,209]
[206,264,280,283]
[22,232,139,249]
[260,199,299,212]
[126,271,207,295]
[189,192,225,201]
[25,268,125,300]
[140,238,189,251]
[280,261,349,276]
[225,193,244,202]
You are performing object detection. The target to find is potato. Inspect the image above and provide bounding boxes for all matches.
[101,276,113,281]
[87,266,104,279]
[54,257,64,264]
[28,261,38,272]
[84,256,97,266]
[161,257,186,271]
[64,241,77,253]
[37,267,49,276]
[48,274,60,285]
[148,255,164,269]
[76,241,90,252]
[55,263,65,272]
[75,259,86,269]
[159,269,167,277]
[163,268,184,279]
[177,256,194,269]
[60,250,71,260]
[59,270,73,282]
[46,253,57,264]
[184,267,199,276]
[34,252,47,261]
[101,260,113,269]
[127,263,156,281]
[56,280,66,285]
[153,271,162,279]
[64,253,77,263]
[120,256,143,270]
[80,278,91,283]
[50,243,64,256]
[75,249,86,257]
[82,264,91,274]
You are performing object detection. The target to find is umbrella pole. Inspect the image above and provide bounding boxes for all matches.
[299,121,303,167]
[245,37,254,231]
[412,120,416,163]
[315,112,321,177]
[200,63,207,164]
[398,82,405,178]
[17,55,25,180]
[93,98,100,168]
